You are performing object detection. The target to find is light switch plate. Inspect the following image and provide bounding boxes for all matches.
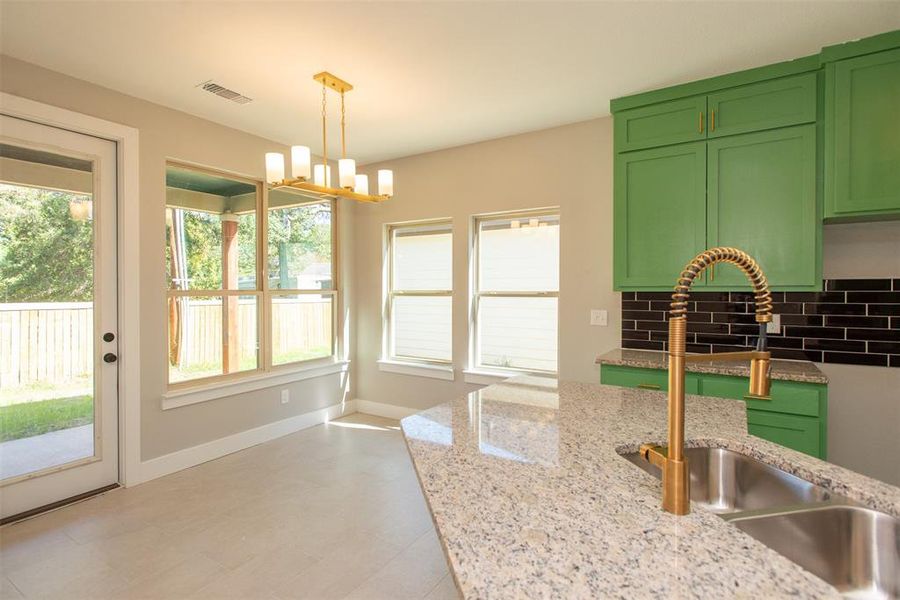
[590,309,608,326]
[281,389,290,404]
[766,314,781,334]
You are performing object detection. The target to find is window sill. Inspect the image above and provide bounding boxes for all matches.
[462,369,515,385]
[162,359,350,410]
[377,359,454,381]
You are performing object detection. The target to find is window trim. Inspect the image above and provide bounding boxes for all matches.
[469,208,560,376]
[383,219,453,367]
[164,161,339,395]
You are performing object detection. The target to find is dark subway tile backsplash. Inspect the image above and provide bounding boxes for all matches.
[622,278,898,368]
[827,279,892,291]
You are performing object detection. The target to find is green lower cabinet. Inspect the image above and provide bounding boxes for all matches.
[747,410,822,459]
[599,364,699,393]
[600,364,827,458]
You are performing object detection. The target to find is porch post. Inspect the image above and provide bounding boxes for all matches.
[221,213,240,373]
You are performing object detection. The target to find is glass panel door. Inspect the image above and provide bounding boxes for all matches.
[0,115,118,519]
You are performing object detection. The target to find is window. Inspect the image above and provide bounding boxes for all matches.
[165,164,336,389]
[472,211,559,373]
[386,221,452,364]
[267,190,335,365]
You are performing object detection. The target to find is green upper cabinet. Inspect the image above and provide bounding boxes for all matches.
[615,96,707,152]
[614,142,707,289]
[610,29,899,290]
[706,125,819,289]
[824,47,900,220]
[707,73,817,138]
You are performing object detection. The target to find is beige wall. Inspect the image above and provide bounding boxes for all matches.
[353,118,619,410]
[1,56,355,460]
[821,220,900,485]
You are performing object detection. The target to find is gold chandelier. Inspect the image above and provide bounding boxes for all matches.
[264,72,392,203]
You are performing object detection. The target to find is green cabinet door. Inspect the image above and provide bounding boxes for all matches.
[615,96,707,152]
[825,47,900,220]
[707,73,817,138]
[706,125,820,290]
[614,142,708,289]
[747,409,822,458]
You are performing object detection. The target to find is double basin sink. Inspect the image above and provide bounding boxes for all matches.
[623,447,899,599]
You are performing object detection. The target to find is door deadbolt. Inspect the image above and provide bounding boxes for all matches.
[103,332,115,342]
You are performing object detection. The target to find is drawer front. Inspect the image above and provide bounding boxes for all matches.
[615,96,707,152]
[748,409,822,458]
[698,374,822,417]
[600,365,699,393]
[707,73,817,138]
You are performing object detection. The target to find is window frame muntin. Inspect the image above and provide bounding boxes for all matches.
[385,220,453,366]
[470,208,560,376]
[164,162,339,392]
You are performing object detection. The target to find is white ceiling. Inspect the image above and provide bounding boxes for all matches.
[2,2,899,164]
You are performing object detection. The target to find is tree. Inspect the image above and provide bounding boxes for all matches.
[266,204,332,288]
[0,184,94,302]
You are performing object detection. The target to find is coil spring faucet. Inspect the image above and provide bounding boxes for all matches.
[640,247,773,515]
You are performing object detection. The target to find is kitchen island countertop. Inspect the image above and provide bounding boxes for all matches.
[401,376,898,599]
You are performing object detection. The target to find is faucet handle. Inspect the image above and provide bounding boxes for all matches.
[639,444,668,469]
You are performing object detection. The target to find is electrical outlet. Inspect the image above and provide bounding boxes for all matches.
[281,389,290,404]
[766,314,781,335]
[590,309,608,326]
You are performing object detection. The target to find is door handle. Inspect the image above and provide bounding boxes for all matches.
[103,332,115,342]
[711,109,716,131]
[103,353,118,363]
[699,112,704,134]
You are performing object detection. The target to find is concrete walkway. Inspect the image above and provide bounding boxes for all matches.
[0,425,93,480]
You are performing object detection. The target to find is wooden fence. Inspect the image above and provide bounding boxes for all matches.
[0,303,93,391]
[0,298,332,391]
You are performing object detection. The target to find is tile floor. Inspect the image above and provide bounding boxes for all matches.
[0,414,457,600]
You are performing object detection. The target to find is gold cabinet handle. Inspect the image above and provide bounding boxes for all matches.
[711,109,716,131]
[710,263,715,281]
[699,112,704,134]
[744,394,771,402]
[637,383,662,390]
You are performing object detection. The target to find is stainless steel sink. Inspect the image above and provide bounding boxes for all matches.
[730,505,899,599]
[622,446,832,514]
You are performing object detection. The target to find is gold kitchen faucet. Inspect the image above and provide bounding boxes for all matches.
[640,247,773,515]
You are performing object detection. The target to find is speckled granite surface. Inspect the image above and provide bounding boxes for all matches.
[596,348,829,384]
[401,377,899,599]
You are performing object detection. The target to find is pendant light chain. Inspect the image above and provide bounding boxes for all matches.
[340,90,347,159]
[321,83,328,174]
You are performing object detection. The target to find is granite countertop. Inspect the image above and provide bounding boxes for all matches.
[401,376,898,599]
[596,348,828,384]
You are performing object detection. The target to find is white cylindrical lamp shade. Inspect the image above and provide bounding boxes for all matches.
[339,159,356,188]
[314,164,332,187]
[265,152,285,184]
[291,146,311,179]
[354,174,369,195]
[377,169,393,196]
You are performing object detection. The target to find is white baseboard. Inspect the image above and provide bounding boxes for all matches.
[355,399,419,420]
[131,400,357,485]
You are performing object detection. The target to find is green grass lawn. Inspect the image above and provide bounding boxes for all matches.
[0,395,93,442]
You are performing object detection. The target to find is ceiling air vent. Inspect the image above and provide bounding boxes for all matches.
[198,80,253,105]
